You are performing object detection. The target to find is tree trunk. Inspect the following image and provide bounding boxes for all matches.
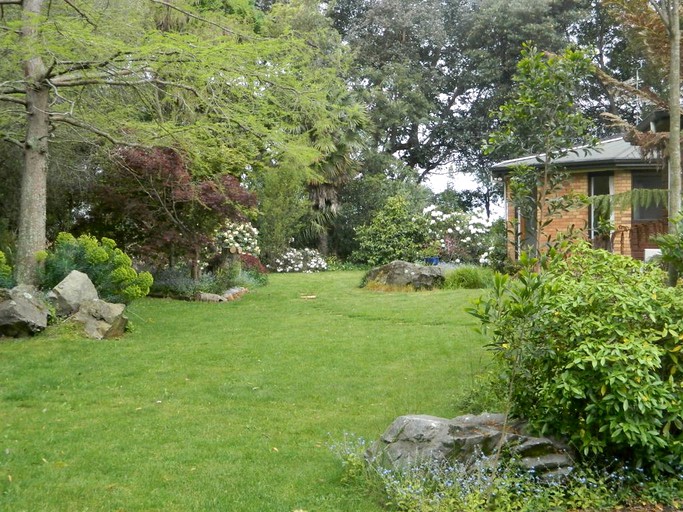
[318,229,329,256]
[667,0,681,286]
[15,0,49,286]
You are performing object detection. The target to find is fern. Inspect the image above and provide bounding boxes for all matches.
[589,188,668,216]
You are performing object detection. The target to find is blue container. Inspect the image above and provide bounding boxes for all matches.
[424,257,440,266]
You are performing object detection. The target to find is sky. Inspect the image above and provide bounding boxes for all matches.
[424,169,478,193]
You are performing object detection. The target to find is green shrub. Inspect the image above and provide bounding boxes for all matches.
[352,195,431,266]
[452,369,507,414]
[324,256,369,272]
[443,265,494,289]
[0,250,13,288]
[41,233,153,303]
[470,241,683,473]
[150,261,264,300]
[653,215,683,275]
[150,267,226,299]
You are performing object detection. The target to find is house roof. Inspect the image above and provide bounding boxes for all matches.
[490,137,660,175]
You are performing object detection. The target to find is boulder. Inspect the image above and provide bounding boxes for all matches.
[71,299,127,339]
[0,285,49,338]
[223,287,248,301]
[47,270,99,317]
[364,261,445,290]
[193,288,248,302]
[194,292,226,302]
[367,413,574,479]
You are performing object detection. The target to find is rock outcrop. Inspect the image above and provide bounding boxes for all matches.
[0,285,49,338]
[46,270,99,317]
[71,299,127,340]
[364,261,445,290]
[0,272,128,340]
[367,413,574,479]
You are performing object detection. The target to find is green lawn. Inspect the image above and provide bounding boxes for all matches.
[0,271,489,511]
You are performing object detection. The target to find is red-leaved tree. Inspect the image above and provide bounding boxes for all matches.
[86,146,256,278]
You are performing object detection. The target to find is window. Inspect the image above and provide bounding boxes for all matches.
[589,173,613,239]
[632,171,666,221]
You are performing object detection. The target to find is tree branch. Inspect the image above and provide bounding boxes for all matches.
[47,52,123,79]
[594,65,668,108]
[63,0,97,29]
[47,50,190,81]
[148,0,250,39]
[0,24,21,35]
[0,94,27,106]
[647,0,669,29]
[0,0,22,4]
[1,134,24,148]
[0,84,25,95]
[48,74,201,100]
[49,113,146,148]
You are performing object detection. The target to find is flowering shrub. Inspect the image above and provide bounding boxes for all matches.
[423,206,497,265]
[215,221,260,256]
[40,233,153,303]
[269,248,327,273]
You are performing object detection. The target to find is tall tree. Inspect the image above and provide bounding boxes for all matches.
[329,0,588,203]
[260,0,368,256]
[656,0,682,285]
[0,0,363,284]
[485,45,598,256]
[601,0,681,283]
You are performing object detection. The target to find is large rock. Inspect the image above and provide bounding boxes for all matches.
[47,270,99,317]
[194,292,226,302]
[364,261,445,290]
[71,299,127,339]
[367,413,574,479]
[0,285,49,338]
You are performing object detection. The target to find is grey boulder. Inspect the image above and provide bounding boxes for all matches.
[71,299,127,339]
[367,413,574,479]
[0,285,49,338]
[47,270,99,316]
[364,261,445,290]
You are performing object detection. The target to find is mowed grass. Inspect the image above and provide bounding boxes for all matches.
[0,271,489,511]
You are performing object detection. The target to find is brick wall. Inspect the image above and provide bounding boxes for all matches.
[503,171,639,259]
[612,170,633,258]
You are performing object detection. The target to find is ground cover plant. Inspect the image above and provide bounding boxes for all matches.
[0,271,488,511]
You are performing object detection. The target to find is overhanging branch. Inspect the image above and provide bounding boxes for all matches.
[1,134,23,148]
[594,66,667,109]
[148,0,250,39]
[47,74,201,100]
[49,113,146,148]
[0,94,27,106]
[63,0,97,29]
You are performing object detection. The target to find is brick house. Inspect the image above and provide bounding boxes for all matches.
[491,136,667,260]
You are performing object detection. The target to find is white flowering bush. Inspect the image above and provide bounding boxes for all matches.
[423,206,497,265]
[269,248,327,273]
[216,221,260,256]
